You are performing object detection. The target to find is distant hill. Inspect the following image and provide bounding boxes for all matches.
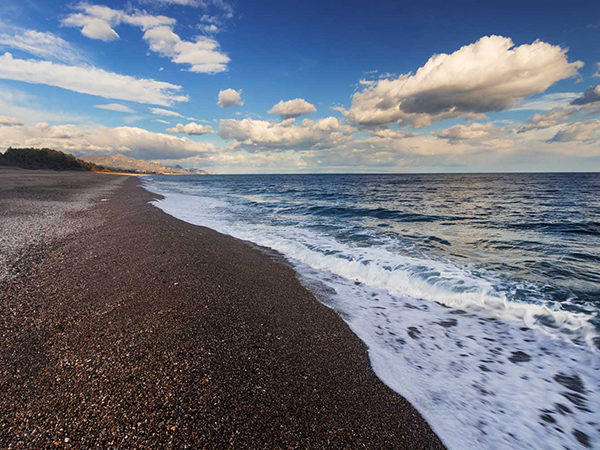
[0,147,103,171]
[80,153,207,175]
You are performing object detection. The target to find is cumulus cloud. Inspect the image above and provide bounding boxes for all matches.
[0,53,187,106]
[219,116,353,151]
[0,22,83,63]
[166,122,213,135]
[268,98,316,119]
[143,26,229,73]
[217,88,243,107]
[0,115,23,127]
[64,6,122,41]
[67,16,120,41]
[144,112,600,172]
[571,84,600,106]
[150,107,183,117]
[0,122,216,160]
[548,120,600,143]
[434,122,499,143]
[345,35,582,128]
[94,103,135,113]
[63,4,229,73]
[518,108,573,133]
[62,4,175,41]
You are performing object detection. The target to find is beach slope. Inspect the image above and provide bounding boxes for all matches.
[0,171,443,448]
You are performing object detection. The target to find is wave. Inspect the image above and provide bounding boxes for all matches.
[143,179,600,449]
[143,183,598,349]
[272,203,466,223]
[508,221,600,236]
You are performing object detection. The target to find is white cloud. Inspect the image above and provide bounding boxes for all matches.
[0,122,216,160]
[0,52,188,106]
[217,88,243,107]
[62,4,175,41]
[63,4,229,73]
[219,116,354,150]
[0,115,23,126]
[124,14,176,31]
[548,120,600,143]
[0,22,83,63]
[94,103,135,113]
[199,24,219,33]
[70,4,121,23]
[166,122,213,135]
[139,109,600,172]
[201,14,220,23]
[143,26,229,73]
[367,129,416,139]
[314,130,512,171]
[511,92,580,111]
[161,150,308,174]
[434,122,499,143]
[518,108,573,133]
[268,98,316,118]
[346,35,582,128]
[65,15,120,41]
[62,6,120,41]
[150,107,183,117]
[571,84,600,106]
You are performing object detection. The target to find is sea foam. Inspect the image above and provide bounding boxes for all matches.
[144,179,600,449]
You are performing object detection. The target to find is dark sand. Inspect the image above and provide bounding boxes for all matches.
[0,170,444,448]
[0,167,125,282]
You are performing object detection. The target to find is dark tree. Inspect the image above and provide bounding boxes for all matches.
[0,148,103,171]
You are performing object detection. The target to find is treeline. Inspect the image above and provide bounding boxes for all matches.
[0,147,122,172]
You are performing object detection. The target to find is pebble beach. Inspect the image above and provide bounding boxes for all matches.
[0,169,443,448]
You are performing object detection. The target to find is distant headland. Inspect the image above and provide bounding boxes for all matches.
[0,148,207,175]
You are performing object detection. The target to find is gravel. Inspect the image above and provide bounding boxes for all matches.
[0,167,125,282]
[0,172,445,448]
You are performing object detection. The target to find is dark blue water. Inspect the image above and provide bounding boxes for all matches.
[145,173,600,449]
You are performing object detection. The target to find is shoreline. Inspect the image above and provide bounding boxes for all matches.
[0,171,443,448]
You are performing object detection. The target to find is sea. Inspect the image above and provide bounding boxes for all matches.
[143,173,600,449]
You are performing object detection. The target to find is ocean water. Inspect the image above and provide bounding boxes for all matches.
[143,173,600,449]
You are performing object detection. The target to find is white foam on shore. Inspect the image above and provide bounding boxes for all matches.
[145,182,600,449]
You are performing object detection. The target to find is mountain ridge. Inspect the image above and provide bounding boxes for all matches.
[80,154,207,175]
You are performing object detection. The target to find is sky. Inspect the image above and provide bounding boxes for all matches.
[0,0,599,173]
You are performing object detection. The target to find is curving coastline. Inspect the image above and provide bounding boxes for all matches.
[0,171,443,448]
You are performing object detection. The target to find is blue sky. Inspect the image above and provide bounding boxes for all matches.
[0,0,599,173]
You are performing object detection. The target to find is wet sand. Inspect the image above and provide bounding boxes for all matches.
[0,169,444,448]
